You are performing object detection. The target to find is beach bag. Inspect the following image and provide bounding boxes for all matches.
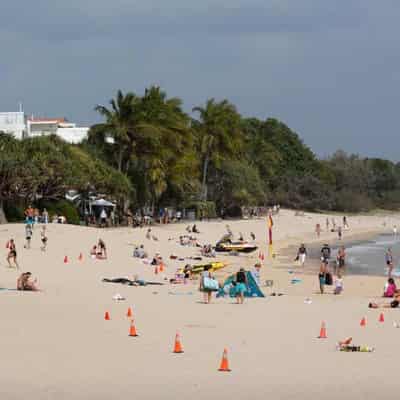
[325,272,333,286]
[203,277,219,291]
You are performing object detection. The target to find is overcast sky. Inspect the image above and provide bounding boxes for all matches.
[1,1,400,160]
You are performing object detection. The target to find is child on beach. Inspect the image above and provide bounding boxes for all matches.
[334,274,343,295]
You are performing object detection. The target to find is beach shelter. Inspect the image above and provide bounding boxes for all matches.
[219,271,265,298]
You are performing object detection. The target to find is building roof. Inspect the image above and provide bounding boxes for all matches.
[28,117,66,123]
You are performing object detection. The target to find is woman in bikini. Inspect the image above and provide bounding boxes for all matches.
[7,239,19,269]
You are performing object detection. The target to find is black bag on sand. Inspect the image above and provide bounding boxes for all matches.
[325,272,333,285]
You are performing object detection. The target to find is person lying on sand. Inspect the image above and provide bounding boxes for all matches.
[369,293,400,308]
[17,272,39,291]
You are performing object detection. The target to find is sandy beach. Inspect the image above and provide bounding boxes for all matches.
[1,209,400,400]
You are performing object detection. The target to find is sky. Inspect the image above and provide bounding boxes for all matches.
[1,0,400,160]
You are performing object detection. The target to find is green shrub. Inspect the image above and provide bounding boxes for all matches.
[4,202,25,222]
[185,201,216,219]
[38,200,81,225]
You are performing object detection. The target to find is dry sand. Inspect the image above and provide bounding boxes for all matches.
[1,209,400,400]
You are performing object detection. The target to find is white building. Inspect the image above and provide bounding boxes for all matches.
[27,117,89,144]
[26,117,89,143]
[0,112,26,139]
[0,110,89,144]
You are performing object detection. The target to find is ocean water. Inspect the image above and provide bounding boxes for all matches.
[344,234,400,276]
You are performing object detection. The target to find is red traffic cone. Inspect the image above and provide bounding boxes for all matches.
[126,307,133,318]
[173,332,184,353]
[64,256,68,264]
[318,321,327,339]
[129,320,138,337]
[218,348,231,372]
[379,312,385,323]
[360,317,366,327]
[104,311,110,320]
[159,263,164,273]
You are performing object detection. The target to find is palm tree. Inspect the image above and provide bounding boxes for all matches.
[192,99,243,201]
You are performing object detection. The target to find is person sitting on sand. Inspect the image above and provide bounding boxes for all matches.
[250,232,256,241]
[90,245,97,258]
[383,278,397,298]
[183,264,193,280]
[133,245,147,259]
[97,239,107,259]
[7,239,19,269]
[369,293,400,308]
[17,272,39,291]
[192,224,200,234]
[334,273,343,295]
[146,228,151,240]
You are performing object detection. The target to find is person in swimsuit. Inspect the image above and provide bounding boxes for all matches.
[40,226,48,251]
[369,293,400,308]
[200,265,213,304]
[98,239,107,259]
[17,272,39,291]
[7,239,19,269]
[235,267,248,304]
[24,224,33,249]
[385,248,394,278]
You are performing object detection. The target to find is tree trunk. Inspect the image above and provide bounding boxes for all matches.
[0,200,7,224]
[201,155,209,201]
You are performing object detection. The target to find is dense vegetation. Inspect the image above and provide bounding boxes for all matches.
[0,133,131,222]
[2,86,400,222]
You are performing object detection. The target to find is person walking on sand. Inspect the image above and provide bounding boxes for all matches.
[296,244,307,267]
[24,224,33,249]
[385,248,394,278]
[235,267,248,304]
[318,262,326,294]
[40,226,48,252]
[6,239,19,269]
[393,225,397,237]
[338,226,342,240]
[336,246,346,275]
[315,223,321,238]
[326,218,330,232]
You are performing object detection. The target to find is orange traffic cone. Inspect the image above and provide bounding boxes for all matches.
[64,255,68,263]
[318,321,327,338]
[159,263,164,273]
[104,311,110,320]
[154,266,159,275]
[379,312,385,323]
[127,307,133,318]
[218,348,231,372]
[78,253,83,261]
[129,320,138,337]
[173,332,184,353]
[360,317,366,327]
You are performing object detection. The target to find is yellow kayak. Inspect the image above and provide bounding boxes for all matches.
[178,261,227,275]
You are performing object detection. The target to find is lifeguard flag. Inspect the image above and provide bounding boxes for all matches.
[268,215,273,245]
